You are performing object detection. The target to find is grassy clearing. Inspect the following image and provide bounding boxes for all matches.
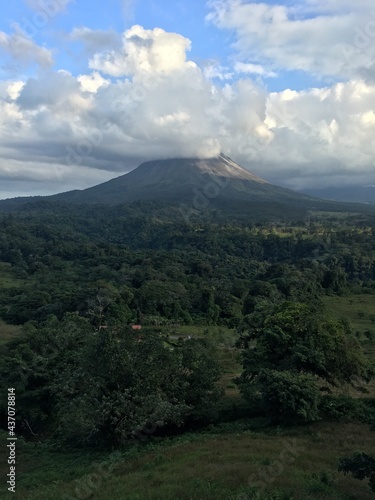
[0,262,23,344]
[324,294,375,398]
[324,294,375,336]
[323,294,375,362]
[2,422,374,499]
[0,262,23,289]
[215,347,249,421]
[309,211,357,219]
[0,321,20,344]
[157,324,237,343]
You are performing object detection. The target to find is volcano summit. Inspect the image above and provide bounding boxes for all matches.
[47,154,314,207]
[0,154,369,217]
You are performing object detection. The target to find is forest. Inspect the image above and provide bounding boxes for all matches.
[0,200,375,499]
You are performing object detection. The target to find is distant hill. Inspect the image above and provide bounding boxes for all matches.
[301,186,375,205]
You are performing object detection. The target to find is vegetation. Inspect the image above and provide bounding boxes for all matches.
[0,315,222,447]
[0,200,375,497]
[339,451,375,493]
[1,422,375,499]
[237,302,373,423]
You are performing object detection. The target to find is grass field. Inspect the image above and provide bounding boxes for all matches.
[0,262,24,289]
[324,294,375,392]
[323,294,375,336]
[0,262,22,343]
[0,321,20,344]
[1,421,374,499]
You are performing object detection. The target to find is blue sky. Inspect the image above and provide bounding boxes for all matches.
[1,2,225,74]
[0,0,333,90]
[0,0,374,198]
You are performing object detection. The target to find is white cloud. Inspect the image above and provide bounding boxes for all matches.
[207,0,375,81]
[69,27,122,54]
[89,25,195,77]
[154,111,190,126]
[203,62,233,81]
[258,80,375,188]
[24,0,73,12]
[0,28,54,68]
[6,81,25,100]
[78,72,109,93]
[234,62,276,78]
[1,23,375,197]
[16,70,90,111]
[121,0,136,22]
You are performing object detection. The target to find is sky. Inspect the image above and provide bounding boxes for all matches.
[0,0,375,199]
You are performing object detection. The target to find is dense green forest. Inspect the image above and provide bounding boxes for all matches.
[1,200,375,498]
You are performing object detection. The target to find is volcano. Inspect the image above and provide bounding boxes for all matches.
[0,154,369,216]
[48,154,314,207]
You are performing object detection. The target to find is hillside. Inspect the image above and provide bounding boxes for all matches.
[302,186,375,205]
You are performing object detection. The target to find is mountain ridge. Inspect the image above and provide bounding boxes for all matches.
[302,186,375,205]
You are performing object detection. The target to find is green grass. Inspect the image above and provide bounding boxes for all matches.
[323,293,375,362]
[0,262,24,289]
[0,321,20,344]
[156,324,236,342]
[1,422,374,499]
[323,294,375,336]
[324,294,375,398]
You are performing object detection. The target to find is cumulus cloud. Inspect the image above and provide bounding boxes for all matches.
[0,28,53,68]
[69,27,122,55]
[203,62,233,81]
[16,70,89,111]
[207,0,375,81]
[257,81,375,188]
[77,72,109,93]
[1,22,375,197]
[89,25,195,77]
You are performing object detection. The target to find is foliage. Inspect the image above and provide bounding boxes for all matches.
[1,204,375,330]
[0,313,93,434]
[339,452,375,492]
[0,316,222,447]
[1,203,375,449]
[236,302,374,423]
[256,370,320,424]
[0,202,375,500]
[319,395,375,423]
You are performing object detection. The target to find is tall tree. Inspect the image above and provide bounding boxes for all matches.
[236,302,374,423]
